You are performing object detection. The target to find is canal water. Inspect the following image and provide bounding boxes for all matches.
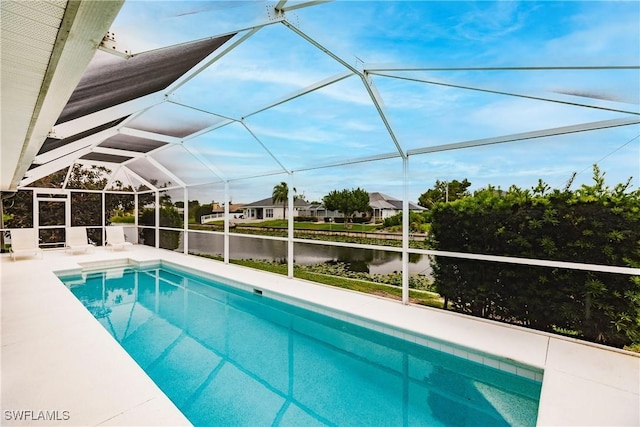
[186,231,432,276]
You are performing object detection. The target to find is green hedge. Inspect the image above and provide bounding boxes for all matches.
[333,216,371,224]
[429,167,640,347]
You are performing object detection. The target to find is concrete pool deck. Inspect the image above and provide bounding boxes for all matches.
[2,245,639,426]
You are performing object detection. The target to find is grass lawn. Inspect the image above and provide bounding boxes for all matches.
[190,220,383,233]
[225,258,443,309]
[238,219,382,232]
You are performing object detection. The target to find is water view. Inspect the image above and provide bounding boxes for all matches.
[185,232,432,276]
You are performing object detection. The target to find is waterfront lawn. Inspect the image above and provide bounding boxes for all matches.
[190,220,383,233]
[224,258,443,309]
[241,220,382,232]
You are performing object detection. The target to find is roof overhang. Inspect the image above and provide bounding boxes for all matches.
[1,0,124,191]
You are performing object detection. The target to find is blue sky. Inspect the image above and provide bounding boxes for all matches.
[108,1,639,203]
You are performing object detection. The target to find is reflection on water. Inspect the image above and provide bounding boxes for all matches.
[186,232,432,275]
[65,266,541,427]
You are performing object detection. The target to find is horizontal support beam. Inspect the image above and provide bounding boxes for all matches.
[118,127,183,144]
[53,92,165,139]
[371,72,640,115]
[409,248,640,276]
[279,0,333,12]
[291,151,401,173]
[92,146,145,158]
[408,117,640,156]
[21,146,94,186]
[34,127,119,164]
[366,63,640,72]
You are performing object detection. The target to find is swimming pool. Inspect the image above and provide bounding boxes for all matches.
[61,262,542,426]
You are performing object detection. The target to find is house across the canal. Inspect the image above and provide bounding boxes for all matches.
[239,192,425,222]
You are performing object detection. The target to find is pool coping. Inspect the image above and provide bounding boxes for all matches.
[2,245,639,426]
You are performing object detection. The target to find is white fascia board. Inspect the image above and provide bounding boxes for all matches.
[52,92,165,139]
[407,116,640,156]
[34,127,119,164]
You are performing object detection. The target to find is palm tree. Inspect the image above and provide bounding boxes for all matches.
[272,182,296,220]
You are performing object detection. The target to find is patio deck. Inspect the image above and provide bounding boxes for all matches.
[1,245,638,426]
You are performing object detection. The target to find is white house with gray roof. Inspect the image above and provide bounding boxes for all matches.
[243,192,424,222]
[368,192,426,221]
[242,197,310,220]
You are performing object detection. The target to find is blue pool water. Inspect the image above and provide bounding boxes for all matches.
[61,263,542,426]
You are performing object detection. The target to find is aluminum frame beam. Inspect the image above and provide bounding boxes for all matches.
[243,70,355,120]
[408,117,640,156]
[241,120,290,173]
[52,92,166,139]
[360,72,406,158]
[365,64,640,72]
[165,29,263,95]
[371,72,640,116]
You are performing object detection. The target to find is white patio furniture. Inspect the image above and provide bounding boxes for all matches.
[9,228,43,261]
[105,226,133,251]
[65,227,94,253]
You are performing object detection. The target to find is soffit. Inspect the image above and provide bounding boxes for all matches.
[0,0,124,191]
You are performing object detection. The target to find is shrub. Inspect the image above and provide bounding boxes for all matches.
[351,217,371,224]
[429,167,640,348]
[109,214,135,223]
[383,211,429,231]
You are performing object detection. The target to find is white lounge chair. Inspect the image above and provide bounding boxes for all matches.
[105,226,133,250]
[9,228,43,261]
[65,227,94,253]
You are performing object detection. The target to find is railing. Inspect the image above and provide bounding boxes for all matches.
[201,213,227,223]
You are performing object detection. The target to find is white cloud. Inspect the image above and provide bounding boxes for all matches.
[101,1,638,202]
[453,2,530,42]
